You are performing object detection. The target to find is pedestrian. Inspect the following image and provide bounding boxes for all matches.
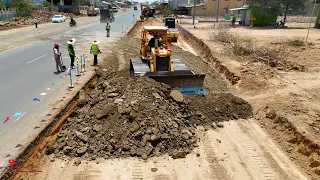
[53,43,63,73]
[67,38,76,69]
[90,40,101,66]
[34,17,38,28]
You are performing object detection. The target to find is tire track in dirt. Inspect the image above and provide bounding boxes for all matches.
[202,134,230,180]
[206,120,308,180]
[131,161,144,180]
[117,49,127,71]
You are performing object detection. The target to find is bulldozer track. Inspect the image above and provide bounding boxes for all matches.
[202,134,230,180]
[131,162,144,180]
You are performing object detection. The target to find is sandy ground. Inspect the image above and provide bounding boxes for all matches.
[12,19,310,180]
[17,120,307,180]
[178,20,320,179]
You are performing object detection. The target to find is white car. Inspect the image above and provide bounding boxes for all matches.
[52,15,66,23]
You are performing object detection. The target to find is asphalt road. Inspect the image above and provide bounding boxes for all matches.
[0,9,141,171]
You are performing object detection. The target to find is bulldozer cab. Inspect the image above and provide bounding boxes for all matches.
[140,26,172,61]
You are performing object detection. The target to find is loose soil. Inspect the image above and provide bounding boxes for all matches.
[45,31,252,160]
[11,18,311,180]
[0,11,86,31]
[178,20,320,179]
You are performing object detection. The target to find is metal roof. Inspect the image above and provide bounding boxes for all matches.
[143,26,169,31]
[229,6,249,11]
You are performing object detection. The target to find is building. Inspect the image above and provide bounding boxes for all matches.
[229,5,277,26]
[170,0,245,16]
[190,0,245,16]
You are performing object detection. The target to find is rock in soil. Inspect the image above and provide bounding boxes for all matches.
[216,122,224,128]
[172,151,187,159]
[51,72,252,160]
[74,159,81,166]
[151,168,158,172]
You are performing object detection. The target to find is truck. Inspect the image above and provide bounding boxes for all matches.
[87,5,98,16]
[100,1,114,23]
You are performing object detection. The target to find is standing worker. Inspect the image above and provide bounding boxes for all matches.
[90,40,101,66]
[106,21,111,37]
[53,43,63,72]
[67,38,76,69]
[231,16,236,28]
[34,17,38,28]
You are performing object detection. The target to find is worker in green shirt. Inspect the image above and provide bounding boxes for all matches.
[106,21,111,37]
[90,40,101,66]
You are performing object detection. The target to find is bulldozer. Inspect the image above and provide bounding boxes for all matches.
[140,4,155,21]
[130,26,206,95]
[164,17,179,42]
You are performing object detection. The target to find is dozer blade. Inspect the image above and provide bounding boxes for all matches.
[144,70,207,96]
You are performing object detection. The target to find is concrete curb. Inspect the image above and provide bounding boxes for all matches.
[125,18,139,34]
[176,24,240,85]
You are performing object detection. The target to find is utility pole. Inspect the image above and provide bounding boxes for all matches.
[192,0,196,25]
[215,0,220,22]
[306,0,317,43]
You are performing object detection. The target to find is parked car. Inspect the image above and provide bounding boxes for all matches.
[112,7,118,12]
[52,15,66,23]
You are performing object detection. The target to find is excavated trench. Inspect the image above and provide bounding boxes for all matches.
[261,109,320,178]
[176,24,240,85]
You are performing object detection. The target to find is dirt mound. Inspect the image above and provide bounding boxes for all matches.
[128,19,162,37]
[47,71,252,160]
[186,94,253,122]
[0,11,85,31]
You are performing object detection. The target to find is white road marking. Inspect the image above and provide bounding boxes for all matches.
[27,54,47,64]
[0,43,31,54]
[13,112,27,123]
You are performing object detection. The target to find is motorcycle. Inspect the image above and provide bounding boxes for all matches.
[69,20,76,27]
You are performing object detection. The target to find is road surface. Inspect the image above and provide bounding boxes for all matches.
[0,9,141,173]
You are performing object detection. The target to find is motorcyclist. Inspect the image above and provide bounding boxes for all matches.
[106,21,111,37]
[70,16,75,25]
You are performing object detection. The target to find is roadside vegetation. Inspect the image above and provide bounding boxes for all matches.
[209,23,282,67]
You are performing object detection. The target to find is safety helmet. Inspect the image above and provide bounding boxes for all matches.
[54,43,59,47]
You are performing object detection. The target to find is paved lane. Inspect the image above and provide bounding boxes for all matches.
[0,9,140,172]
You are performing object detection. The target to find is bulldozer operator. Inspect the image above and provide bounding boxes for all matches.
[147,32,163,49]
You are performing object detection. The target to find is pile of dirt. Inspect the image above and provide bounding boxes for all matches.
[0,11,85,30]
[277,60,306,72]
[186,94,253,122]
[128,19,162,37]
[46,71,252,160]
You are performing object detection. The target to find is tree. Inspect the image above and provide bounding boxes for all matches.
[281,0,308,27]
[42,0,52,11]
[151,1,160,7]
[74,0,91,6]
[315,5,320,28]
[0,0,6,8]
[11,0,32,16]
[124,1,132,7]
